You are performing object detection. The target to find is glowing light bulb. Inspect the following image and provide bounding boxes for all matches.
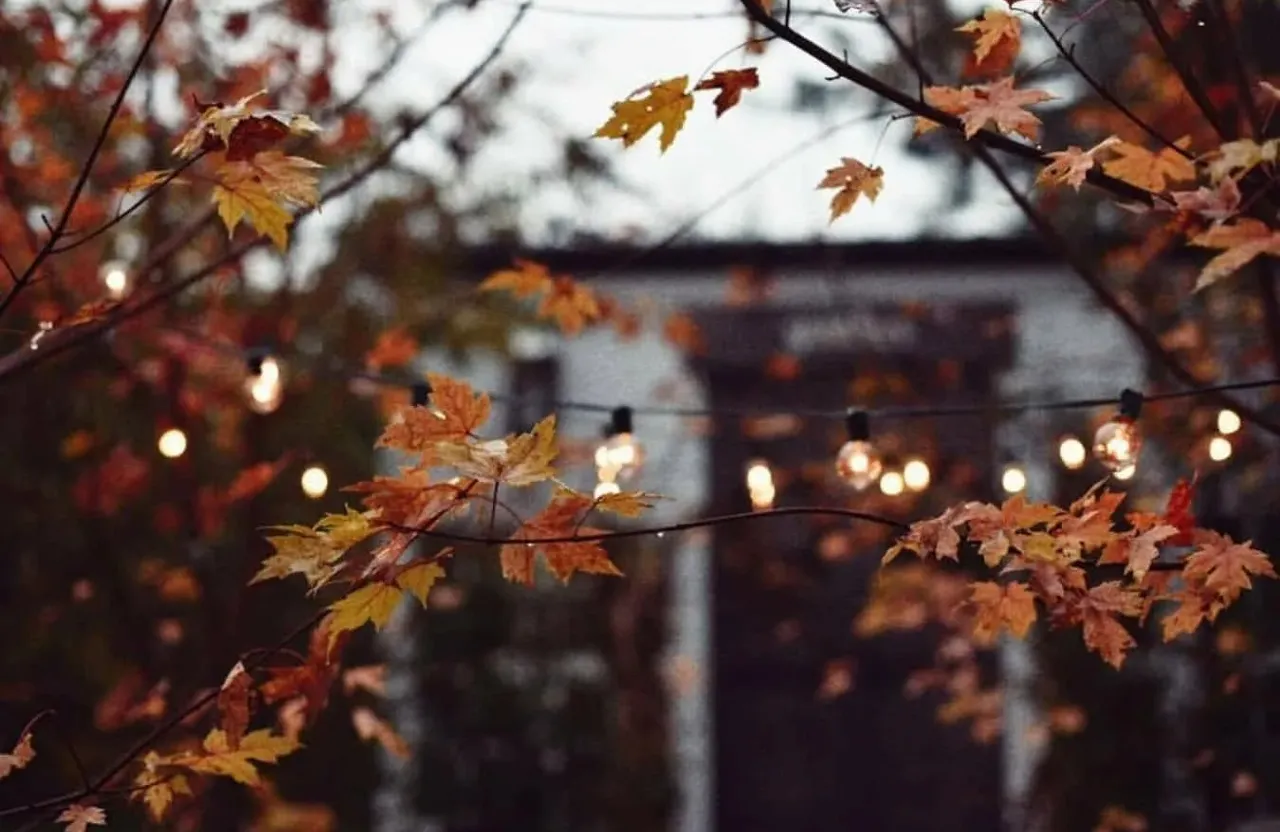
[836,440,883,490]
[596,407,643,482]
[28,320,53,350]
[879,470,905,497]
[300,465,329,499]
[1208,435,1233,462]
[244,354,285,415]
[594,480,621,499]
[1001,465,1027,494]
[902,458,930,492]
[1217,409,1241,436]
[745,458,775,510]
[1058,437,1086,470]
[158,428,187,459]
[835,409,881,491]
[1113,463,1136,481]
[1092,390,1144,472]
[100,260,130,300]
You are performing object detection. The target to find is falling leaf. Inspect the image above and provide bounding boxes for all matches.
[817,157,884,222]
[956,9,1021,77]
[1101,138,1196,193]
[693,68,760,116]
[0,732,35,779]
[57,804,106,832]
[351,707,410,759]
[1189,218,1280,291]
[594,76,695,153]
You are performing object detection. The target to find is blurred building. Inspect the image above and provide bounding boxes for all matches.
[376,238,1148,832]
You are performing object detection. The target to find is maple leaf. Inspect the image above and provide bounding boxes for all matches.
[1036,137,1119,191]
[1098,524,1179,579]
[1189,218,1280,291]
[56,804,106,832]
[503,491,624,585]
[693,68,760,117]
[1206,138,1278,182]
[884,503,970,564]
[1169,178,1241,223]
[436,414,558,487]
[479,259,554,299]
[342,665,387,697]
[133,764,192,822]
[968,581,1037,644]
[351,707,410,759]
[212,151,323,251]
[954,78,1055,141]
[253,507,379,590]
[217,662,255,749]
[1079,583,1141,668]
[917,86,973,136]
[174,90,320,161]
[261,621,348,726]
[167,728,300,786]
[956,9,1021,77]
[391,559,447,606]
[1182,531,1276,601]
[1162,476,1198,545]
[1101,138,1196,193]
[377,373,491,459]
[345,470,468,527]
[594,76,695,153]
[122,168,184,193]
[365,328,418,371]
[817,157,884,222]
[537,276,601,336]
[593,488,662,517]
[324,583,404,650]
[1161,592,1207,642]
[0,731,35,779]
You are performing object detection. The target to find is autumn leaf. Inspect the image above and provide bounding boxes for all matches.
[218,662,255,749]
[376,373,492,460]
[917,86,973,136]
[166,728,300,786]
[883,504,969,564]
[662,311,706,354]
[1163,476,1198,545]
[1098,524,1179,579]
[351,707,410,759]
[133,753,192,822]
[1189,218,1280,291]
[593,488,662,517]
[391,559,447,606]
[479,259,554,299]
[1206,137,1278,183]
[1101,138,1196,193]
[694,68,760,117]
[436,414,558,487]
[325,582,405,651]
[954,77,1055,141]
[1080,582,1141,668]
[122,168,183,193]
[1182,531,1276,601]
[56,804,106,832]
[260,621,347,726]
[968,581,1037,644]
[817,157,884,222]
[253,507,379,590]
[212,150,323,251]
[365,328,418,371]
[594,76,695,153]
[503,490,624,585]
[0,731,35,779]
[956,9,1021,77]
[173,89,320,161]
[538,276,601,336]
[1036,137,1119,191]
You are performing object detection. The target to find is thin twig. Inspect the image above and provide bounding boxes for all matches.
[1129,0,1230,140]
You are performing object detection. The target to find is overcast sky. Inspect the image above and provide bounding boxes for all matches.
[321,0,1025,248]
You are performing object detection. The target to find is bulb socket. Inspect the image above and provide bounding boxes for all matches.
[411,381,432,407]
[1118,388,1143,420]
[845,408,870,442]
[610,406,634,436]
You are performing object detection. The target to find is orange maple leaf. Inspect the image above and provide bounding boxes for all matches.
[662,311,706,354]
[917,86,973,136]
[954,77,1055,141]
[1036,137,1119,191]
[217,662,255,750]
[1189,218,1280,291]
[816,157,884,222]
[376,374,491,459]
[1182,531,1276,601]
[694,68,760,117]
[501,490,624,585]
[1080,582,1140,668]
[956,9,1021,77]
[538,276,601,336]
[968,580,1037,643]
[478,259,554,299]
[1100,138,1196,193]
[365,328,418,370]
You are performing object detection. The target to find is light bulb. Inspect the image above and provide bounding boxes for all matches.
[902,458,930,492]
[597,407,643,482]
[594,480,621,499]
[1001,465,1027,494]
[100,260,130,300]
[836,440,883,490]
[745,458,775,510]
[1113,463,1136,481]
[879,470,905,496]
[1208,435,1233,462]
[1058,437,1086,470]
[158,428,187,459]
[244,354,285,415]
[300,465,329,498]
[28,320,53,350]
[1217,409,1241,436]
[1092,390,1144,472]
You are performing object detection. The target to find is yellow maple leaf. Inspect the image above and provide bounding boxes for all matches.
[122,168,184,193]
[956,9,1021,77]
[253,507,379,590]
[816,157,884,222]
[325,582,405,650]
[594,76,695,153]
[1101,138,1195,193]
[168,728,299,787]
[593,489,662,517]
[479,259,554,299]
[393,559,448,606]
[1189,218,1280,291]
[1206,138,1278,183]
[537,276,602,336]
[436,414,558,487]
[212,151,323,250]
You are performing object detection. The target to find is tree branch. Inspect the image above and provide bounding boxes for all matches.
[1129,0,1231,140]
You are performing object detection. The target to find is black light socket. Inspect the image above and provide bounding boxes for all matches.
[845,408,870,442]
[1118,388,1144,419]
[411,381,432,407]
[610,406,634,436]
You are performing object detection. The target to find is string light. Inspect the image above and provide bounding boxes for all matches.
[1092,389,1143,472]
[158,428,187,459]
[1208,435,1233,462]
[594,479,621,499]
[1217,409,1241,435]
[28,320,53,350]
[1058,436,1086,470]
[245,350,285,415]
[1001,465,1027,494]
[879,469,905,497]
[902,458,930,492]
[745,457,776,510]
[100,260,130,300]
[835,409,882,491]
[1113,463,1136,481]
[596,406,644,482]
[300,465,329,499]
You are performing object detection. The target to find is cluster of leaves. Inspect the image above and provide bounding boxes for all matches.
[882,481,1274,669]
